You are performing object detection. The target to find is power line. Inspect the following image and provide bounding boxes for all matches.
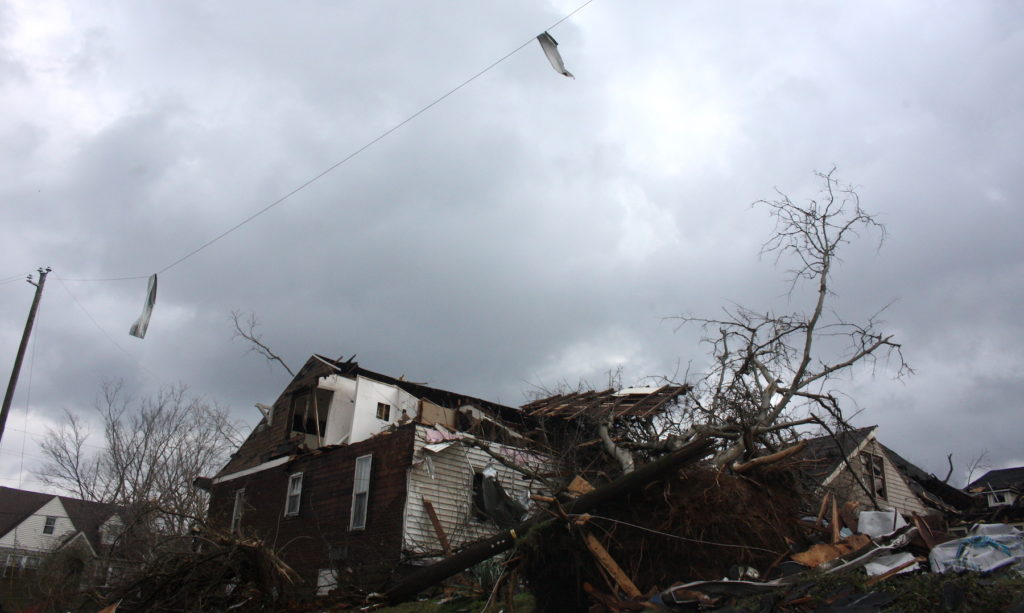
[0,272,34,285]
[56,0,596,282]
[54,276,158,380]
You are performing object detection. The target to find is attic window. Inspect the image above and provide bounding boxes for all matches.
[290,389,331,436]
[43,516,56,535]
[860,452,888,500]
[376,402,391,421]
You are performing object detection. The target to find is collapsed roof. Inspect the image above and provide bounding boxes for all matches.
[521,384,691,420]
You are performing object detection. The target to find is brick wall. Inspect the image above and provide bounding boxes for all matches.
[209,424,417,594]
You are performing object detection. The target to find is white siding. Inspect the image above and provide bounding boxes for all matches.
[829,439,930,517]
[402,426,543,557]
[0,497,74,552]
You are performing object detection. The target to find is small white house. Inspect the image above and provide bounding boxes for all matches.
[0,486,119,578]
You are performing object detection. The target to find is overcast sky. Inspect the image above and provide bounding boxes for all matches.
[1,1,1021,492]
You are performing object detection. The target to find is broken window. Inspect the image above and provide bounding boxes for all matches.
[471,469,527,528]
[231,489,245,534]
[290,388,331,436]
[860,452,887,500]
[285,472,303,516]
[350,454,372,530]
[376,402,391,421]
[42,516,56,535]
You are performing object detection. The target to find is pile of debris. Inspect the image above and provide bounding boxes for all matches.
[517,463,808,611]
[97,530,300,613]
[514,478,1024,612]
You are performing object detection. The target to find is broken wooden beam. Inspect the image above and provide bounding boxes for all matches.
[422,498,452,557]
[582,531,643,599]
[732,440,807,473]
[815,492,831,528]
[830,495,841,544]
[383,435,712,604]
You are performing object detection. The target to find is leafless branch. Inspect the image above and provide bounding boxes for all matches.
[230,309,295,377]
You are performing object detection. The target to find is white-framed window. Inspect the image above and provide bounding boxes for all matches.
[350,454,373,530]
[42,516,57,535]
[285,472,304,516]
[376,402,391,421]
[231,488,245,534]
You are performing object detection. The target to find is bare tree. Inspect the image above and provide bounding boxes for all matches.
[38,381,242,538]
[670,168,912,467]
[230,309,294,376]
[545,170,911,477]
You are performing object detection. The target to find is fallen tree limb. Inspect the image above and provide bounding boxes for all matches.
[384,435,712,604]
[732,441,807,473]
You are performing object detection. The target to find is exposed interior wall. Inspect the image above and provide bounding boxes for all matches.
[319,374,358,446]
[349,376,419,443]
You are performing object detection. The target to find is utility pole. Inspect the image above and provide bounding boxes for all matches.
[0,267,50,445]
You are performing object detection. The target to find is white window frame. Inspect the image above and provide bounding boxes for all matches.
[42,516,57,535]
[376,402,391,421]
[350,454,373,530]
[285,472,304,516]
[231,488,245,534]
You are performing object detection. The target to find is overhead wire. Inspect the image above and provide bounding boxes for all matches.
[0,271,34,285]
[55,0,596,282]
[54,275,158,380]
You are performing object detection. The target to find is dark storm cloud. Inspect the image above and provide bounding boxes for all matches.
[1,0,1022,488]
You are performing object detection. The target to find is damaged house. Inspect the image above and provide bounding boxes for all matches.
[206,355,544,594]
[798,426,970,523]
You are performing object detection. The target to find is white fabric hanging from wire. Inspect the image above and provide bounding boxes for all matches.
[129,274,157,339]
[537,32,574,78]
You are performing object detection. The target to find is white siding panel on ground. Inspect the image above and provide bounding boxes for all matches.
[403,426,542,557]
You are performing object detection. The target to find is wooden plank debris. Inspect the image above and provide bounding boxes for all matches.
[582,531,643,599]
[422,497,452,557]
[830,495,841,544]
[791,534,871,567]
[815,493,831,528]
[566,475,595,496]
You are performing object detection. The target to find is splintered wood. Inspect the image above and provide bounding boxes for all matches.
[791,534,871,567]
[582,532,643,599]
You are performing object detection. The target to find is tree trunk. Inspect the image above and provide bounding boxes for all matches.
[384,435,711,604]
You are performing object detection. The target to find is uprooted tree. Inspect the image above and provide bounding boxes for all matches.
[384,169,914,606]
[542,168,912,476]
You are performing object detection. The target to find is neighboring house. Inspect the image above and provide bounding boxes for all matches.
[966,467,1024,509]
[0,486,121,606]
[798,426,955,520]
[206,355,542,595]
[963,467,1024,529]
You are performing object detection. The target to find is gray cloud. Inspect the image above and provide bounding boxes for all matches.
[1,0,1022,490]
